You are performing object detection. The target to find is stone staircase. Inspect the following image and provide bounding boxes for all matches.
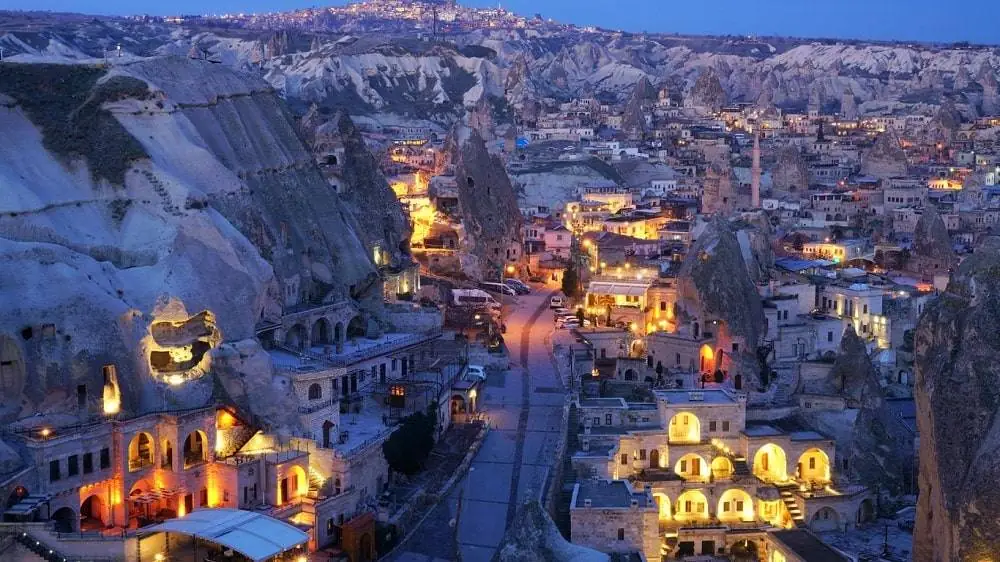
[553,402,580,539]
[732,457,751,477]
[776,483,806,527]
[307,467,325,498]
[5,541,46,562]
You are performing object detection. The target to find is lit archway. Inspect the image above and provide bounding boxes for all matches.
[668,412,700,443]
[652,492,671,521]
[711,456,734,480]
[281,465,308,505]
[674,490,709,522]
[674,453,707,481]
[127,432,155,472]
[699,344,714,372]
[183,430,208,468]
[753,443,788,483]
[797,448,831,484]
[80,495,105,531]
[717,489,755,523]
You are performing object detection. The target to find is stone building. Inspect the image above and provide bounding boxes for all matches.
[570,389,870,560]
[569,479,659,560]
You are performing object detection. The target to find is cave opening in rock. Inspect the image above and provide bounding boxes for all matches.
[146,310,220,383]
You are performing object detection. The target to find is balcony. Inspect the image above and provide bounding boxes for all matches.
[128,457,153,472]
[183,451,206,469]
[299,399,335,415]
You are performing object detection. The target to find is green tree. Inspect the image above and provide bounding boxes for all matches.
[561,267,579,298]
[382,404,437,476]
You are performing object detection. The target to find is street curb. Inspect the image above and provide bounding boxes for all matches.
[382,422,490,560]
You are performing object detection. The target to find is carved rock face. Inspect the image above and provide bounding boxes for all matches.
[915,238,1000,561]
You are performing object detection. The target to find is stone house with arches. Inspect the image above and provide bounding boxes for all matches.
[571,389,870,560]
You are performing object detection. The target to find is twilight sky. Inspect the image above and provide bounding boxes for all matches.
[6,0,999,44]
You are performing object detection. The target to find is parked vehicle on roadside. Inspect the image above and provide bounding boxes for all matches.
[550,295,565,308]
[480,281,517,296]
[504,279,531,294]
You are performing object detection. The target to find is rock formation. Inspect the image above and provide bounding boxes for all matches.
[334,113,413,268]
[448,123,523,280]
[676,218,766,384]
[915,237,1000,561]
[497,500,609,562]
[0,57,385,428]
[688,69,727,113]
[861,131,908,179]
[770,147,810,196]
[911,205,956,272]
[702,164,736,215]
[841,87,858,120]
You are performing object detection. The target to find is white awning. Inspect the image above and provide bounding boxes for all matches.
[587,282,649,297]
[141,508,308,562]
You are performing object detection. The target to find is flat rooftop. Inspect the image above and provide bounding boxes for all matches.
[770,529,850,562]
[789,430,827,441]
[580,398,628,409]
[574,480,651,509]
[743,424,784,437]
[272,331,440,372]
[654,389,736,405]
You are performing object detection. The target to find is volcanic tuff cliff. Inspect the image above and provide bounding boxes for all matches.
[448,123,524,280]
[6,16,1000,125]
[676,218,766,384]
[915,238,1000,561]
[0,57,403,427]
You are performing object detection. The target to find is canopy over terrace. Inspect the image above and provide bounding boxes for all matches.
[139,508,309,562]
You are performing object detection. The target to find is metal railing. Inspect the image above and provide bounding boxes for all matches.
[127,457,153,472]
[298,399,335,414]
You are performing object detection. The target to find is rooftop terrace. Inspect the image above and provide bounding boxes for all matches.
[573,480,651,509]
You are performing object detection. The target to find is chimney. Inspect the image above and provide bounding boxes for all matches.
[630,498,639,508]
[583,498,592,508]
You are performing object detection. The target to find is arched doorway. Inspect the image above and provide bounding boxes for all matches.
[753,443,788,483]
[668,412,701,443]
[322,420,335,448]
[359,532,374,562]
[653,493,671,521]
[347,316,366,339]
[797,448,831,484]
[450,395,467,420]
[699,344,714,372]
[674,490,709,522]
[50,506,76,533]
[183,430,207,468]
[281,466,308,505]
[127,432,155,472]
[312,318,331,346]
[811,506,841,532]
[711,457,734,480]
[857,498,875,525]
[284,324,308,350]
[80,495,105,531]
[649,448,660,469]
[674,453,707,481]
[623,368,637,381]
[717,489,755,523]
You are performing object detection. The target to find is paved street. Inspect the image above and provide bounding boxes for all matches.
[391,291,569,562]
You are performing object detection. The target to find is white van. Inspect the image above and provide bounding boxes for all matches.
[550,295,565,308]
[452,289,502,311]
[480,282,517,296]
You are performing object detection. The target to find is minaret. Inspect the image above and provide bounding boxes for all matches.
[751,129,761,208]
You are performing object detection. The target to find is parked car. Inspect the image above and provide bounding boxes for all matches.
[481,282,517,296]
[550,295,565,308]
[504,279,531,294]
[465,365,487,381]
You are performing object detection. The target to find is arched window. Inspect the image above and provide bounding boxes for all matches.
[308,383,322,400]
